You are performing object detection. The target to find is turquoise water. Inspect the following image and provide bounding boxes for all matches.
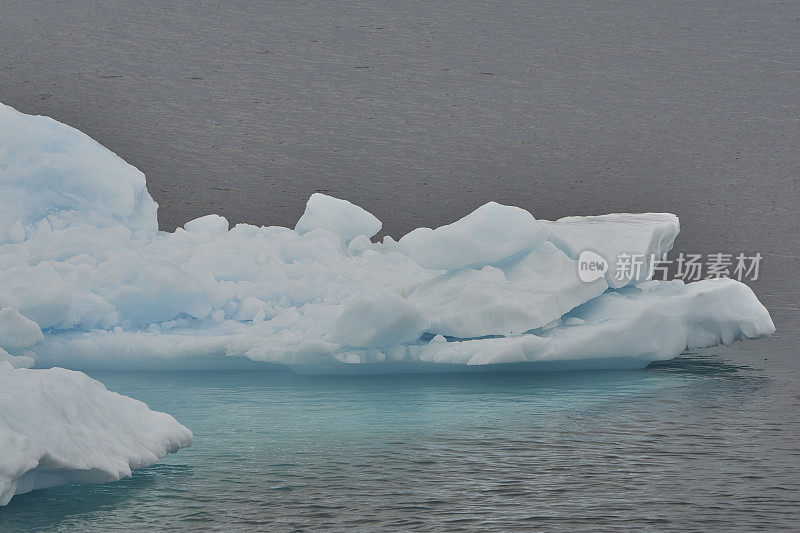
[1,338,798,531]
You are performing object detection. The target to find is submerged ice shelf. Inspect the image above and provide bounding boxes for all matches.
[0,102,775,373]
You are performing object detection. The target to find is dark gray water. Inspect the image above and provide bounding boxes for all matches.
[1,1,798,530]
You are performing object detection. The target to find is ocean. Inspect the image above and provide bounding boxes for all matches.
[1,333,798,530]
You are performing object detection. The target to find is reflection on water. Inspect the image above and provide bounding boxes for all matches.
[2,346,798,531]
[647,353,757,375]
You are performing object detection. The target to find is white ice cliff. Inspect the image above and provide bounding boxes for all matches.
[0,362,192,506]
[0,102,775,373]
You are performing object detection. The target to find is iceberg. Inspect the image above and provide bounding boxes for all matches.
[0,362,192,506]
[0,102,775,373]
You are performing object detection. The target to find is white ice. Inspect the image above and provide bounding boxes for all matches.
[0,362,192,505]
[0,103,775,373]
[404,241,608,338]
[0,103,157,243]
[542,213,681,288]
[295,192,381,242]
[397,201,550,271]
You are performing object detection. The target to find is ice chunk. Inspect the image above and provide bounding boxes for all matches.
[0,308,44,353]
[0,349,34,369]
[397,201,550,271]
[0,264,72,328]
[297,278,774,373]
[542,213,680,288]
[533,278,775,364]
[347,234,374,254]
[380,235,397,249]
[413,334,550,366]
[0,103,158,243]
[94,253,216,324]
[406,242,607,338]
[0,365,192,505]
[184,214,229,234]
[8,221,25,244]
[336,290,429,348]
[295,193,381,242]
[234,296,267,322]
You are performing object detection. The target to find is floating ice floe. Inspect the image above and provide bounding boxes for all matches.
[0,362,192,506]
[0,102,775,373]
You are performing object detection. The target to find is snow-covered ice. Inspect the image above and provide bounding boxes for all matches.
[0,102,775,373]
[0,363,192,505]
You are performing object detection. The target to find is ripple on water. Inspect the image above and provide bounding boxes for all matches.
[1,348,798,531]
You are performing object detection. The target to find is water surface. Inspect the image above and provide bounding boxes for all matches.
[2,336,797,531]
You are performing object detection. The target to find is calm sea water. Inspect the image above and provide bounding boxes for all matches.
[1,331,798,531]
